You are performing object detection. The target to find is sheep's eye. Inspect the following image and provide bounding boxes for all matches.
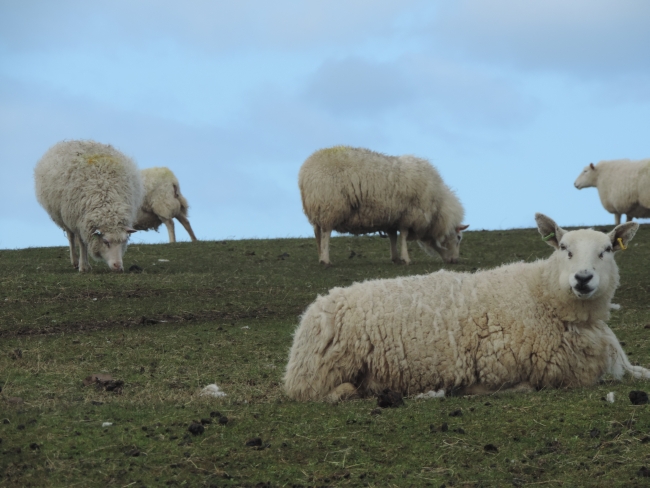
[568,252,573,259]
[606,246,612,253]
[102,239,110,247]
[599,252,604,259]
[559,244,566,251]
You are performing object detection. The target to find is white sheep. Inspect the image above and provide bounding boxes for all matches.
[298,146,468,266]
[284,213,649,402]
[34,140,144,272]
[574,159,650,225]
[134,167,197,243]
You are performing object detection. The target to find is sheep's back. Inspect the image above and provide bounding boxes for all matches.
[299,146,442,234]
[34,140,143,232]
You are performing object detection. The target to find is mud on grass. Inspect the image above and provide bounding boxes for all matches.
[2,228,650,486]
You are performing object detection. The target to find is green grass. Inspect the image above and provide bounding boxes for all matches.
[1,227,650,487]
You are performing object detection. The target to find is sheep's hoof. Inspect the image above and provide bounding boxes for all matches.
[319,261,332,269]
[392,258,405,265]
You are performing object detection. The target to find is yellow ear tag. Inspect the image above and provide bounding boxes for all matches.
[617,237,627,250]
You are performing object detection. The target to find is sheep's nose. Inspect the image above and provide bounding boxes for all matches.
[575,272,593,284]
[112,262,123,272]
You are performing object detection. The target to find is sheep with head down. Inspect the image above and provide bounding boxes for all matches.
[34,140,144,272]
[134,167,198,243]
[574,159,650,225]
[284,213,649,402]
[298,146,468,266]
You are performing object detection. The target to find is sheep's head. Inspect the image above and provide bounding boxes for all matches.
[574,162,597,189]
[419,224,469,264]
[88,227,137,272]
[535,213,638,300]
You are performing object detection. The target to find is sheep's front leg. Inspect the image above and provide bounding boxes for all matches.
[388,230,400,263]
[399,229,410,264]
[77,235,91,273]
[162,218,176,243]
[176,214,197,242]
[325,383,359,403]
[625,214,634,223]
[615,213,621,225]
[66,230,78,269]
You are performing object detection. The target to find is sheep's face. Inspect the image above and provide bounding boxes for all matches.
[419,225,469,264]
[574,163,597,189]
[535,213,638,301]
[88,227,137,272]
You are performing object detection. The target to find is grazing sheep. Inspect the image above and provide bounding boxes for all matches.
[298,146,468,266]
[284,214,649,402]
[34,140,144,272]
[134,167,197,243]
[574,159,650,225]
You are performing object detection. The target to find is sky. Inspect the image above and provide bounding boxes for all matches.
[1,0,649,249]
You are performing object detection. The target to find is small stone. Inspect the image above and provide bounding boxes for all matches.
[440,423,449,432]
[484,444,499,453]
[245,437,262,447]
[449,409,463,417]
[589,428,600,438]
[629,391,649,405]
[188,422,204,436]
[218,416,229,425]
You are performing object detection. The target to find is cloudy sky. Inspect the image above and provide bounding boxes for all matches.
[1,1,649,249]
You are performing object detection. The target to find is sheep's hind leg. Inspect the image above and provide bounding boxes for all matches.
[66,230,78,269]
[162,218,176,243]
[176,214,197,242]
[325,383,359,403]
[615,214,621,225]
[319,229,332,267]
[313,225,322,259]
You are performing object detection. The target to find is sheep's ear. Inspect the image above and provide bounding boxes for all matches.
[589,162,595,170]
[535,213,565,249]
[608,221,638,251]
[457,224,469,232]
[125,227,137,234]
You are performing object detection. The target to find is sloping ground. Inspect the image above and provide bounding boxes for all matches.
[1,227,649,486]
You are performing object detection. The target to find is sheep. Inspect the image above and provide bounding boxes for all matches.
[34,140,144,272]
[284,213,649,402]
[574,159,650,225]
[133,167,198,243]
[298,146,468,266]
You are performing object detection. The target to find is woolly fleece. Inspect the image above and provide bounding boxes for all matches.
[34,140,144,272]
[574,158,650,224]
[299,146,465,265]
[134,167,197,243]
[284,215,649,402]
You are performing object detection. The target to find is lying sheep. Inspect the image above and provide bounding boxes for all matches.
[284,213,648,402]
[34,140,144,272]
[298,146,468,265]
[574,159,650,224]
[134,167,197,243]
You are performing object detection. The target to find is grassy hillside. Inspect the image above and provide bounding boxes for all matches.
[1,227,650,487]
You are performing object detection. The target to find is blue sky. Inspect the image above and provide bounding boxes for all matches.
[1,1,649,249]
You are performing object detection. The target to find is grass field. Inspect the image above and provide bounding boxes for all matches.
[1,226,650,487]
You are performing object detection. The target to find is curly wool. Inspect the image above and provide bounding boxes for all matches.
[284,223,646,401]
[34,140,143,268]
[575,159,650,223]
[134,167,197,242]
[299,146,465,263]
